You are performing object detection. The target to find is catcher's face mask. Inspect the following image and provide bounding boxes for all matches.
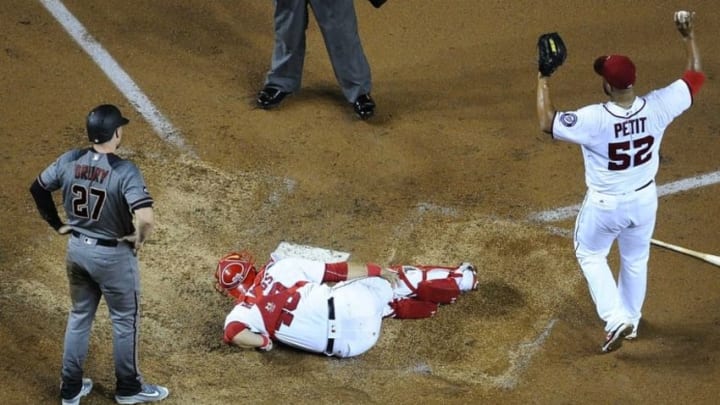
[215,251,258,294]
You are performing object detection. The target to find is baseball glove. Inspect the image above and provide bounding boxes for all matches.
[537,32,567,77]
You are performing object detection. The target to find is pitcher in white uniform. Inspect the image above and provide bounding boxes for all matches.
[535,11,705,353]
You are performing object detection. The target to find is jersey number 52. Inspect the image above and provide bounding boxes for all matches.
[608,135,654,171]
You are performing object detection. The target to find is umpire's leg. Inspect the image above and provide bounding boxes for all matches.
[264,0,310,92]
[310,0,372,103]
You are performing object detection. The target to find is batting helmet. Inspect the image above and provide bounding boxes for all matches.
[215,251,258,296]
[86,104,129,144]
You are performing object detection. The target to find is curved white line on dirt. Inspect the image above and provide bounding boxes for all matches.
[39,0,191,154]
[487,318,557,389]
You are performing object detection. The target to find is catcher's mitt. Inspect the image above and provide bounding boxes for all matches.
[537,32,567,77]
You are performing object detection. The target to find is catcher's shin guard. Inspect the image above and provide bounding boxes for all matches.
[416,278,461,304]
[390,299,438,319]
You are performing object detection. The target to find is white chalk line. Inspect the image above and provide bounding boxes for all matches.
[529,170,720,223]
[486,318,557,389]
[39,0,192,155]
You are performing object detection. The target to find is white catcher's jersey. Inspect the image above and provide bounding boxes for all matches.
[552,79,692,194]
[224,257,392,357]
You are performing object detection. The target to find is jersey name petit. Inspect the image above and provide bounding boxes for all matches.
[614,117,646,138]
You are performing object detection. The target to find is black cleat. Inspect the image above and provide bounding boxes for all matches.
[353,93,376,120]
[256,86,290,109]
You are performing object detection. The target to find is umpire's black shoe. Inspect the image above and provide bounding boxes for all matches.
[256,86,290,109]
[353,93,376,120]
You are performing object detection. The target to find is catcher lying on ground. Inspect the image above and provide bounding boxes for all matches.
[213,251,478,357]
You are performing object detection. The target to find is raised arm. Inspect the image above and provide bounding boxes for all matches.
[675,10,705,96]
[675,11,701,72]
[536,74,556,134]
[535,33,566,134]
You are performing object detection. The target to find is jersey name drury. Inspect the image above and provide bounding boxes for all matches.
[74,164,109,182]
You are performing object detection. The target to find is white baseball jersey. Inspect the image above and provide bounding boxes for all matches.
[224,257,393,358]
[552,78,693,334]
[552,79,692,194]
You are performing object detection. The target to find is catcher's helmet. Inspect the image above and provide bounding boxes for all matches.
[86,104,129,144]
[215,251,258,296]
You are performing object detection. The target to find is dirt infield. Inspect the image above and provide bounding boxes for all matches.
[2,1,720,404]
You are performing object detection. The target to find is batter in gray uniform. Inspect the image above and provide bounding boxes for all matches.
[256,0,377,119]
[30,104,169,404]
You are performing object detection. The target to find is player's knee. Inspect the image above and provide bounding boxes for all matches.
[575,244,605,262]
[223,321,247,345]
[575,250,607,270]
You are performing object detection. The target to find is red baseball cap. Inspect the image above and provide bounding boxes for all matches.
[593,55,636,89]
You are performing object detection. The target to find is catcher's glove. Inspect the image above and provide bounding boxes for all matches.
[537,32,567,77]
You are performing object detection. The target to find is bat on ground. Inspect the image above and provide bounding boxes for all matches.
[651,238,720,267]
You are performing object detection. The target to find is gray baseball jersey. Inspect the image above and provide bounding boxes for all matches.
[38,147,152,239]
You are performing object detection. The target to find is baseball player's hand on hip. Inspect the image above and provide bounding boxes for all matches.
[132,241,144,256]
[56,224,72,235]
[117,233,143,256]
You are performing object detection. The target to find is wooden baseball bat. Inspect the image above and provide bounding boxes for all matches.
[651,238,720,267]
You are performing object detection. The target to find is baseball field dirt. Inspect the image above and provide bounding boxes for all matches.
[2,1,719,404]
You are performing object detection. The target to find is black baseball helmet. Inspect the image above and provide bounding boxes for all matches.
[86,104,129,144]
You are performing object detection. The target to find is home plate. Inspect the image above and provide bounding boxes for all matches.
[271,241,350,262]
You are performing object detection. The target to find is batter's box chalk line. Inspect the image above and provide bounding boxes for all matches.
[476,318,557,389]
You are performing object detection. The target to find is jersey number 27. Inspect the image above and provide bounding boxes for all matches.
[71,184,107,220]
[608,135,654,171]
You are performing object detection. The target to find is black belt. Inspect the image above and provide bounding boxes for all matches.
[634,180,654,192]
[72,231,119,247]
[325,297,336,354]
